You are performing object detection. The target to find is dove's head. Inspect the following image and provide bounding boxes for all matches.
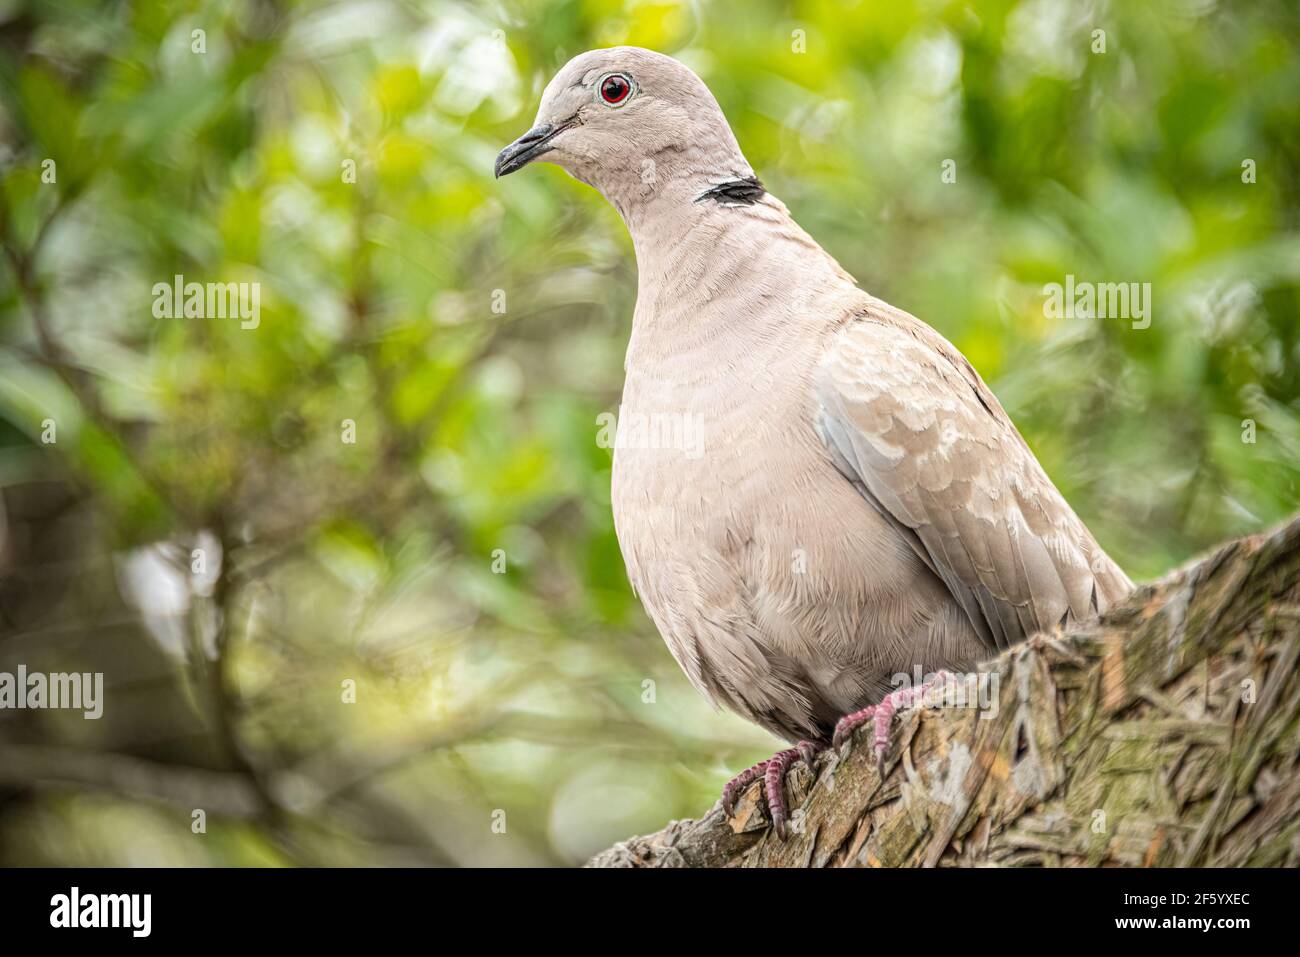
[495,47,754,213]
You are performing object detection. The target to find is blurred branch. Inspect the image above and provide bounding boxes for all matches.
[589,514,1300,868]
[0,189,98,406]
[186,523,303,834]
[0,744,263,819]
[0,185,188,523]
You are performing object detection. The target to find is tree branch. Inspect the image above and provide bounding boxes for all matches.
[588,514,1300,867]
[0,745,263,819]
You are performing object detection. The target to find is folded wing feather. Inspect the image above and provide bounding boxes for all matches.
[815,303,1133,653]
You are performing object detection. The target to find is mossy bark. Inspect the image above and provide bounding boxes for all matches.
[588,515,1300,868]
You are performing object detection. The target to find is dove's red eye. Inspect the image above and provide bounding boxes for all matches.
[600,73,631,105]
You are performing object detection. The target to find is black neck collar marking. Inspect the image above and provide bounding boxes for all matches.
[695,176,765,206]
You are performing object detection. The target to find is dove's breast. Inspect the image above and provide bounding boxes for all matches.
[610,296,984,743]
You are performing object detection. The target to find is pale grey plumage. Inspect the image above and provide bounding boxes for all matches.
[498,47,1133,745]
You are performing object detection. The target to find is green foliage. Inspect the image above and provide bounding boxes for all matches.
[0,0,1297,864]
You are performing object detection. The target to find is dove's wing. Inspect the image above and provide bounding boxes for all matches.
[815,305,1133,652]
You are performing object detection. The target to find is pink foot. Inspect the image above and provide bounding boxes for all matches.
[721,740,824,840]
[832,671,953,774]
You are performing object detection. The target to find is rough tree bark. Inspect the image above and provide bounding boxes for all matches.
[588,515,1300,868]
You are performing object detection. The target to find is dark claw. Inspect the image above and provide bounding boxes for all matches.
[767,794,787,839]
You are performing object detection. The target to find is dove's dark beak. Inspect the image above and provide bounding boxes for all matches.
[494,121,568,178]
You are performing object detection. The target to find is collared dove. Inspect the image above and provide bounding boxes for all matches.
[497,47,1133,838]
